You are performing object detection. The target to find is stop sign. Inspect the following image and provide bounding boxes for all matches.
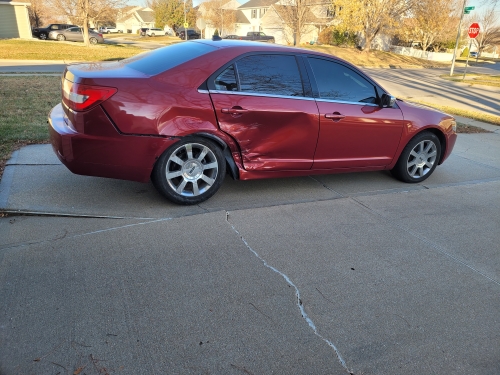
[468,23,480,38]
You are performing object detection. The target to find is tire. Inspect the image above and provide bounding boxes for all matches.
[391,132,441,183]
[107,31,110,34]
[151,33,155,37]
[89,37,98,45]
[152,138,226,205]
[56,34,65,41]
[39,33,47,40]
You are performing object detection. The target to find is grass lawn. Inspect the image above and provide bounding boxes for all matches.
[440,73,500,88]
[0,39,142,61]
[0,76,60,176]
[0,74,494,181]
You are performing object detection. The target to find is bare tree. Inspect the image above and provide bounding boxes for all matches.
[273,0,317,46]
[472,7,500,56]
[200,0,236,36]
[28,0,51,28]
[330,0,414,50]
[50,0,126,46]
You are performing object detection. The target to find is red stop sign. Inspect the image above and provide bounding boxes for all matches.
[468,23,480,38]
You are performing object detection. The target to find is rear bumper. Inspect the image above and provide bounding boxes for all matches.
[49,103,178,183]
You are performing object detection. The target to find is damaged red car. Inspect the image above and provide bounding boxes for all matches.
[49,40,457,205]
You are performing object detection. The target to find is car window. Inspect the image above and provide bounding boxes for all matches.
[51,25,60,30]
[235,54,304,97]
[308,57,377,104]
[215,65,238,91]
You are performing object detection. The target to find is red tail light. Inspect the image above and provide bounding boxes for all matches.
[62,79,117,112]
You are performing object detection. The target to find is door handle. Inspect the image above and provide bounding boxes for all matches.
[325,112,345,121]
[221,107,248,115]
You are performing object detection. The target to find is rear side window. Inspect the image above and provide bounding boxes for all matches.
[235,54,304,97]
[124,42,217,76]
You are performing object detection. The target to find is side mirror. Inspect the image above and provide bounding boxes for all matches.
[380,93,396,108]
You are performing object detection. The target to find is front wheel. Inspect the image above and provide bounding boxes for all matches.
[56,34,65,41]
[391,132,441,183]
[152,138,226,205]
[39,33,47,40]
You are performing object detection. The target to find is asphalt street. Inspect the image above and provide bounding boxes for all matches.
[1,52,499,375]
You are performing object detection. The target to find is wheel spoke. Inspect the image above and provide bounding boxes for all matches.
[202,162,218,170]
[425,161,434,168]
[170,155,184,166]
[197,147,209,161]
[407,160,417,168]
[192,180,200,196]
[423,142,433,153]
[408,165,417,177]
[200,174,215,186]
[166,170,183,179]
[185,144,193,160]
[417,166,424,177]
[176,178,188,193]
[427,150,437,158]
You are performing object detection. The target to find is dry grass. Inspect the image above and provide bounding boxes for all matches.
[0,76,60,177]
[0,39,142,61]
[440,73,500,88]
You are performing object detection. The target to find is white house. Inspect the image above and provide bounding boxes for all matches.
[0,0,32,39]
[236,0,279,34]
[116,6,155,34]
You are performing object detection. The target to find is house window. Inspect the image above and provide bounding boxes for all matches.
[260,8,266,17]
[326,9,334,17]
[251,9,257,18]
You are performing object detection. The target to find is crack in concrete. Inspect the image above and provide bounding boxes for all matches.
[225,211,353,374]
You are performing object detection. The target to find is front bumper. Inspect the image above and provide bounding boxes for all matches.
[48,103,178,183]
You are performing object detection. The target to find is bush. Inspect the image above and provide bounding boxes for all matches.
[318,28,358,47]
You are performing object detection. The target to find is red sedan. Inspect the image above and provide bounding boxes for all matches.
[49,40,457,205]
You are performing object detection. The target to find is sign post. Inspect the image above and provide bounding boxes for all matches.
[450,3,475,76]
[462,23,480,80]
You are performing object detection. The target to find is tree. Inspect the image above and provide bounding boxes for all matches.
[50,0,126,46]
[472,7,500,56]
[28,0,50,28]
[199,0,237,37]
[272,0,316,46]
[330,0,414,50]
[150,0,197,30]
[395,0,459,52]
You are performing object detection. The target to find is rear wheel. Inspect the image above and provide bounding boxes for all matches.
[152,138,226,205]
[89,37,98,44]
[56,34,65,41]
[151,33,155,36]
[391,132,441,183]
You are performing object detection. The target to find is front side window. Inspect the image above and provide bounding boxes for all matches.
[308,57,377,104]
[236,54,304,97]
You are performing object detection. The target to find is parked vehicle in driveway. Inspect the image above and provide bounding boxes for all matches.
[178,29,201,40]
[32,23,76,40]
[48,27,104,44]
[237,31,275,43]
[146,28,165,36]
[48,40,457,205]
[99,26,121,34]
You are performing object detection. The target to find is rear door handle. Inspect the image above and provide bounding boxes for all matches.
[325,112,346,121]
[221,107,248,115]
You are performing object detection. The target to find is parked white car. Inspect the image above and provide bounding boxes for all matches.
[99,26,121,34]
[146,28,165,36]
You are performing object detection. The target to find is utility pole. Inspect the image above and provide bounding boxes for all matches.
[450,1,475,76]
[184,0,187,41]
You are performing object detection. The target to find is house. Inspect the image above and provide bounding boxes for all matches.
[116,6,155,34]
[261,0,333,45]
[0,0,32,39]
[235,0,279,35]
[198,0,241,38]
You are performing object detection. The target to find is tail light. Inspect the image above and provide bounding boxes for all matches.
[62,79,117,112]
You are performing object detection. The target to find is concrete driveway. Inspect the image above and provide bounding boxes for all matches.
[1,128,499,374]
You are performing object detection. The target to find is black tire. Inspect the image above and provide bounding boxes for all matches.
[152,138,226,205]
[151,33,155,36]
[56,34,65,41]
[39,32,47,40]
[89,37,98,45]
[391,132,441,183]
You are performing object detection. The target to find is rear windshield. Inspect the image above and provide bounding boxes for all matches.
[123,42,217,76]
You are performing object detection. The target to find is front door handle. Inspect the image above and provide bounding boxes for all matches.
[221,107,248,115]
[325,112,346,121]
